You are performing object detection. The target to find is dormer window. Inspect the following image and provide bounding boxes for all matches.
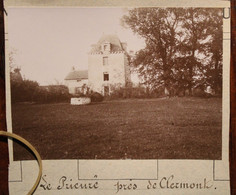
[103,42,111,52]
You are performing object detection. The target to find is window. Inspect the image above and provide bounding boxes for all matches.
[103,57,108,66]
[104,73,109,81]
[103,43,110,52]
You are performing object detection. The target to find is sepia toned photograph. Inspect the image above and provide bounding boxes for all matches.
[8,7,223,160]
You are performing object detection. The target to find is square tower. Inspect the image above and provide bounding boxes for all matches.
[88,34,131,95]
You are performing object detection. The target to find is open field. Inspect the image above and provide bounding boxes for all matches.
[12,97,222,160]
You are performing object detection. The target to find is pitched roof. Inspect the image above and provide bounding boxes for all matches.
[65,70,88,80]
[90,34,126,53]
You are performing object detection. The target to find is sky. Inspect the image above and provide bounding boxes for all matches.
[7,8,145,85]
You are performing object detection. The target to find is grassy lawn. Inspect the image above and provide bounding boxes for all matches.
[12,97,222,160]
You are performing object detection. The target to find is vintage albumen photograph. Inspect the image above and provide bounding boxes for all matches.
[8,7,222,160]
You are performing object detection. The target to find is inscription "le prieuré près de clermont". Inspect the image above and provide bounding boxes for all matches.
[39,175,214,193]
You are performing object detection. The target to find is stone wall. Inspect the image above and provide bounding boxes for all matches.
[88,52,129,94]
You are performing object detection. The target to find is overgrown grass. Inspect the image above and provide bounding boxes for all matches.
[12,97,222,160]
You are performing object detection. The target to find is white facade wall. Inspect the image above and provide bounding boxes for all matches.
[65,79,88,94]
[88,52,128,94]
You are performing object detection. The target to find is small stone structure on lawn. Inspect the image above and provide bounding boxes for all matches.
[70,97,91,105]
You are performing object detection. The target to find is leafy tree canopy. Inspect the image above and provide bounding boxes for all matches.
[122,8,222,96]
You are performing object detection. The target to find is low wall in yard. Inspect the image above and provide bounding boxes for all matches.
[71,97,91,105]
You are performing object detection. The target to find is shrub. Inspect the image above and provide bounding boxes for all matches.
[45,85,71,103]
[90,92,103,102]
[11,79,71,104]
[108,85,149,100]
[11,79,39,103]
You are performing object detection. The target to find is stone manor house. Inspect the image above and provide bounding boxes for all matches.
[65,34,131,95]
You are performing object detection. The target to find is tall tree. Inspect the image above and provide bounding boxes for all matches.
[179,8,222,95]
[122,8,223,96]
[204,9,223,95]
[122,8,184,94]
